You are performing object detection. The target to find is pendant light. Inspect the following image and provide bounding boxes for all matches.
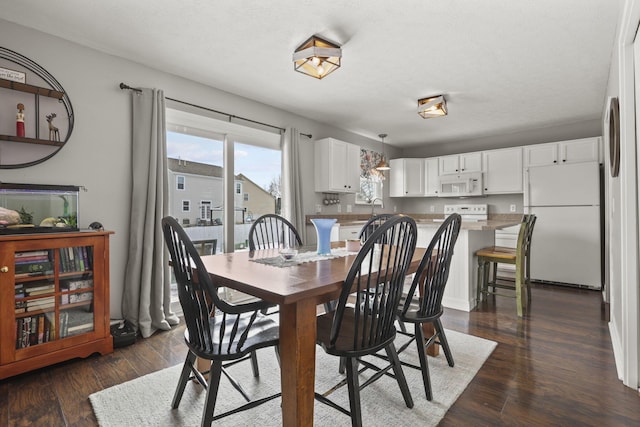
[375,133,390,171]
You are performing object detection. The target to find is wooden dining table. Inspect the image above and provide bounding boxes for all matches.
[199,245,426,426]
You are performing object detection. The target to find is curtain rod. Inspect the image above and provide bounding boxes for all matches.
[119,83,312,138]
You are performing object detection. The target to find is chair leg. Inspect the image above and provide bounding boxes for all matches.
[434,319,454,368]
[526,256,532,307]
[414,324,433,400]
[345,357,363,427]
[172,351,197,409]
[250,351,259,377]
[491,261,498,291]
[201,360,223,427]
[339,356,347,375]
[515,259,524,317]
[476,257,487,304]
[385,343,414,409]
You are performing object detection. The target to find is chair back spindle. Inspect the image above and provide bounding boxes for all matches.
[327,215,417,356]
[248,214,302,250]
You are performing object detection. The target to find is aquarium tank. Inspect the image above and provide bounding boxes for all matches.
[0,183,79,234]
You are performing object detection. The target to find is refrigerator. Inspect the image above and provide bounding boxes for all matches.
[524,161,601,289]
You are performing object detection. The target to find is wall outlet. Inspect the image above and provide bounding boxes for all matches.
[510,204,516,212]
[316,204,322,213]
[337,204,342,213]
[393,205,397,213]
[430,205,435,212]
[346,204,352,213]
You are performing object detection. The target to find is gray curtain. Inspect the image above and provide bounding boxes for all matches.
[122,88,179,338]
[282,127,305,240]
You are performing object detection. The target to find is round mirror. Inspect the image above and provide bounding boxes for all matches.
[0,47,74,169]
[608,97,620,178]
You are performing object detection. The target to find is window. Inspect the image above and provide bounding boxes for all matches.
[243,193,249,202]
[200,200,212,220]
[176,175,185,190]
[182,200,190,212]
[236,182,242,194]
[356,148,384,205]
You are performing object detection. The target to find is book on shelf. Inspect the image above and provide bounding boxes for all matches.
[69,291,93,304]
[15,261,54,275]
[23,283,55,294]
[15,250,49,259]
[82,246,91,270]
[26,297,55,311]
[15,255,50,264]
[15,313,55,349]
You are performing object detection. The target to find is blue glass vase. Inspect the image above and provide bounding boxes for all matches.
[311,218,337,255]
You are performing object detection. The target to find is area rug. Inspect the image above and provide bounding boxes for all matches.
[90,329,496,426]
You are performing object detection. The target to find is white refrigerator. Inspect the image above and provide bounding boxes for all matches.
[524,161,601,289]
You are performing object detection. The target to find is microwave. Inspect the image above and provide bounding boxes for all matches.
[438,172,483,197]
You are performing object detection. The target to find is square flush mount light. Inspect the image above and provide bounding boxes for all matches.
[418,95,448,119]
[292,35,341,79]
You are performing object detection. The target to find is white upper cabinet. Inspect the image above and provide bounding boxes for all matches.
[424,157,440,196]
[482,147,523,194]
[390,158,425,197]
[524,137,601,167]
[314,138,360,193]
[438,152,482,174]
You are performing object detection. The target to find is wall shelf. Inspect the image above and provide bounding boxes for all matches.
[0,79,64,99]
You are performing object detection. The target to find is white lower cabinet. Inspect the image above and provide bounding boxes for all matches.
[417,225,494,312]
[338,225,362,241]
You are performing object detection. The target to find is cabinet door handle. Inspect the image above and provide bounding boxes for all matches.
[553,160,557,163]
[0,266,8,273]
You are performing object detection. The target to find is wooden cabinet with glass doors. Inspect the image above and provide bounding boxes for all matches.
[0,231,113,379]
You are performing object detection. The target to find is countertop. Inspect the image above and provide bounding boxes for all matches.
[305,213,522,231]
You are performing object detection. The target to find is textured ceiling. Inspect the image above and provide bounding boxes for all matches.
[0,0,622,148]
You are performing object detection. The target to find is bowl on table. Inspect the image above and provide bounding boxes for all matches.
[279,247,298,261]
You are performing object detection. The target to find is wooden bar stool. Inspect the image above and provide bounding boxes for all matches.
[475,215,536,317]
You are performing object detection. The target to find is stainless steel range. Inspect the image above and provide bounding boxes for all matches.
[443,204,488,222]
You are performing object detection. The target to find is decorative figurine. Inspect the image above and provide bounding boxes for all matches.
[16,103,25,137]
[46,113,59,141]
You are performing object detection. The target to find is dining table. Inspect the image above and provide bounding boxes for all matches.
[199,244,427,426]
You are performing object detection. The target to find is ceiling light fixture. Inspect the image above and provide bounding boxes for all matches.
[292,35,341,79]
[375,133,391,171]
[418,95,448,119]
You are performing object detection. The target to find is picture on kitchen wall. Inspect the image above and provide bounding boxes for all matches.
[356,148,384,205]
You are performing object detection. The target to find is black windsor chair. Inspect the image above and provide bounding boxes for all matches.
[315,215,418,427]
[396,213,461,401]
[162,217,280,426]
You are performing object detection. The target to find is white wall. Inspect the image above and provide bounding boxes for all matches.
[0,20,385,318]
[602,0,639,390]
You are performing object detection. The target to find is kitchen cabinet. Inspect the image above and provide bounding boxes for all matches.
[424,157,440,196]
[439,152,482,175]
[390,158,424,197]
[0,231,113,379]
[482,147,523,194]
[314,138,360,193]
[338,225,362,241]
[524,137,601,167]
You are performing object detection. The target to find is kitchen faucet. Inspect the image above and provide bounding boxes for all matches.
[370,197,384,217]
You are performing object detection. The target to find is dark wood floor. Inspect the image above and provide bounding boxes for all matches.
[1,283,639,426]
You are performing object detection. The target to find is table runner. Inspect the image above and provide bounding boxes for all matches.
[250,247,355,268]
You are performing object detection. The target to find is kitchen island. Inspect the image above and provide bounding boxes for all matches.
[307,213,521,312]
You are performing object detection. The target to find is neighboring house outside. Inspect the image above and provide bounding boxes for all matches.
[167,158,245,226]
[236,173,276,221]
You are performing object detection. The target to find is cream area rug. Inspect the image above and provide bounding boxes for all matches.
[90,329,496,426]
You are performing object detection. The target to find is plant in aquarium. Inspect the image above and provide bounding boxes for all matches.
[18,207,33,224]
[63,214,77,227]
